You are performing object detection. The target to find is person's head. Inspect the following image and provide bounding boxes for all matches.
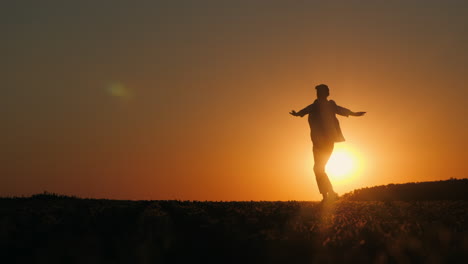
[315,84,329,100]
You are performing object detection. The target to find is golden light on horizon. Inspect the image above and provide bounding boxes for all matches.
[326,144,364,185]
[3,1,468,201]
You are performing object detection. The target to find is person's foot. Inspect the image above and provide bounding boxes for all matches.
[320,193,328,203]
[329,192,339,201]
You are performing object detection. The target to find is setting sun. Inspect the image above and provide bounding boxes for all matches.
[326,145,362,183]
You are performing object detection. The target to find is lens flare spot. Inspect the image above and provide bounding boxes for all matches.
[107,82,132,99]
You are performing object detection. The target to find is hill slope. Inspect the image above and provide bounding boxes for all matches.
[342,178,468,201]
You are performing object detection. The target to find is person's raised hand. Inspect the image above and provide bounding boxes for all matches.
[290,110,298,116]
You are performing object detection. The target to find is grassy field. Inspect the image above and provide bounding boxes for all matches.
[1,195,467,263]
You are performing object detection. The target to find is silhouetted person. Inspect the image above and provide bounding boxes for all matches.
[290,84,366,202]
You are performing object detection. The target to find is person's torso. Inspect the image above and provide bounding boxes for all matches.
[307,100,344,144]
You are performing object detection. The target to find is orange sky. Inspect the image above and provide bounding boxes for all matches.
[2,1,468,201]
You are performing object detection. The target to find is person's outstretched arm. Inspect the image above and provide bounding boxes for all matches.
[332,101,366,117]
[350,111,366,116]
[290,104,313,117]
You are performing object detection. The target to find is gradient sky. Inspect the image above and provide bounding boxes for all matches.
[2,0,468,201]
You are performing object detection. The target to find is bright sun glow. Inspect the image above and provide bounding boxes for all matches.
[326,145,362,183]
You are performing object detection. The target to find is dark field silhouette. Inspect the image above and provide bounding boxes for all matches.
[2,182,468,264]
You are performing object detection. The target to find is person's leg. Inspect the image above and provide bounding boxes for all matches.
[321,143,335,196]
[313,144,328,198]
[313,142,335,200]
